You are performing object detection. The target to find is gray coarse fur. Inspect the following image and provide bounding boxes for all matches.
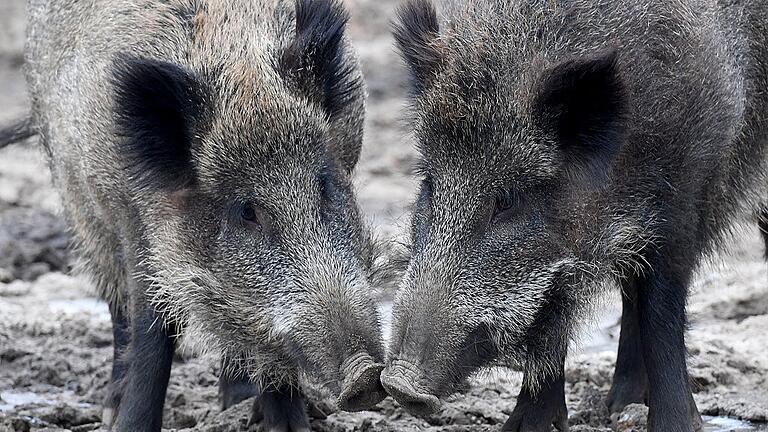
[23,0,386,395]
[388,0,768,395]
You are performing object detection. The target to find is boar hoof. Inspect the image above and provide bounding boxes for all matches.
[248,387,311,432]
[380,360,441,417]
[337,352,387,411]
[605,380,647,413]
[502,399,568,432]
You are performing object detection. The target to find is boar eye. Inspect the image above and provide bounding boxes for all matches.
[239,203,269,230]
[241,205,258,224]
[492,190,522,222]
[236,203,275,237]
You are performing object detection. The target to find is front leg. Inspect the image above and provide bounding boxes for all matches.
[606,278,648,413]
[637,261,702,432]
[249,383,312,432]
[113,296,175,432]
[103,301,131,428]
[502,363,568,432]
[758,208,768,259]
[219,357,259,410]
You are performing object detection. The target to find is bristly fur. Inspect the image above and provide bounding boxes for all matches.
[392,0,443,96]
[281,0,360,119]
[384,0,768,425]
[111,56,206,192]
[25,0,379,427]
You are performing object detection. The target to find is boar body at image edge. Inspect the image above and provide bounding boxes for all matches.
[383,0,768,431]
[22,0,387,430]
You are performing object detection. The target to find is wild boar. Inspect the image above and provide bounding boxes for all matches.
[2,0,389,430]
[381,0,768,431]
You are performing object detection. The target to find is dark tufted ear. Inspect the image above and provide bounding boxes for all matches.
[281,0,361,119]
[112,56,205,191]
[393,0,444,95]
[533,49,627,181]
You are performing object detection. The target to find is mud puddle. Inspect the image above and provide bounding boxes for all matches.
[703,416,768,431]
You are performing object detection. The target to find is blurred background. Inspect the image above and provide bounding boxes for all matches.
[0,1,766,431]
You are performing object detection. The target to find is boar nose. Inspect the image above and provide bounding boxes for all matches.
[337,352,387,411]
[380,358,441,416]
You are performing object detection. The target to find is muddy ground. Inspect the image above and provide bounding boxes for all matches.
[1,1,767,431]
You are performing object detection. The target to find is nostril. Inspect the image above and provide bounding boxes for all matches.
[337,353,387,412]
[380,361,441,417]
[381,378,441,416]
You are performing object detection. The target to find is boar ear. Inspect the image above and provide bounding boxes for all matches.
[112,56,203,191]
[282,0,364,174]
[393,0,444,95]
[282,0,360,119]
[534,49,627,180]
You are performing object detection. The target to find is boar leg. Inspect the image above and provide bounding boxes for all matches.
[606,280,648,413]
[758,209,768,258]
[249,383,311,432]
[103,302,131,428]
[219,358,259,410]
[637,262,701,432]
[502,362,568,432]
[113,291,175,432]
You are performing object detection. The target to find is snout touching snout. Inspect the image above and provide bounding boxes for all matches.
[337,352,387,411]
[380,359,441,417]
